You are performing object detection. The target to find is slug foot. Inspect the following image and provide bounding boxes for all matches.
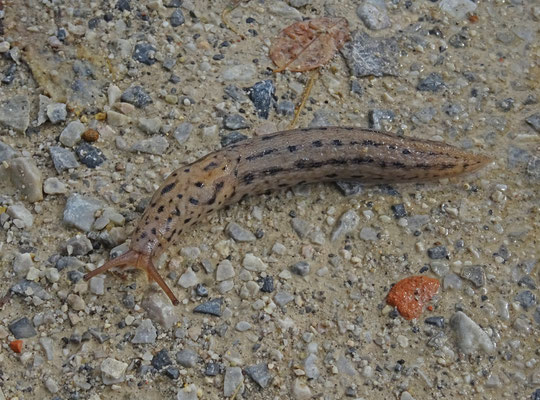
[83,250,180,305]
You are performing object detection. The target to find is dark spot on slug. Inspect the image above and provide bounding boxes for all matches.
[263,166,284,175]
[140,232,147,239]
[204,161,218,171]
[392,161,406,169]
[332,139,343,146]
[402,149,411,155]
[312,140,323,147]
[189,197,199,205]
[243,173,255,185]
[362,139,382,147]
[388,145,396,150]
[151,228,157,235]
[172,172,178,177]
[262,135,273,141]
[173,207,181,216]
[184,218,191,223]
[151,202,157,208]
[288,145,298,152]
[195,182,204,188]
[246,148,277,161]
[184,168,190,173]
[379,161,387,168]
[157,205,164,213]
[416,163,431,170]
[326,173,338,178]
[177,194,183,199]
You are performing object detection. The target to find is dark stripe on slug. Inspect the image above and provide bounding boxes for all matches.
[246,148,277,161]
[326,173,338,178]
[402,149,411,155]
[207,181,225,205]
[295,159,324,169]
[195,182,204,188]
[173,207,181,216]
[312,140,323,147]
[392,161,406,169]
[161,182,176,195]
[263,166,284,175]
[184,218,191,223]
[332,139,343,146]
[204,161,218,171]
[362,139,382,147]
[288,145,298,152]
[151,228,157,235]
[438,163,456,170]
[243,173,255,185]
[351,157,374,164]
[157,205,164,213]
[177,194,183,199]
[189,197,199,205]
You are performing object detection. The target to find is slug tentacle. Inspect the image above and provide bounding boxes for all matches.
[84,127,489,304]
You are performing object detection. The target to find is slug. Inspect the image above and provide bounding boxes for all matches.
[83,127,489,305]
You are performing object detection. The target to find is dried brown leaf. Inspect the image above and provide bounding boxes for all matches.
[269,17,350,72]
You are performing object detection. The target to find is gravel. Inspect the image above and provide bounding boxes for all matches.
[450,311,494,354]
[49,146,80,172]
[193,298,223,317]
[0,95,30,133]
[8,317,37,339]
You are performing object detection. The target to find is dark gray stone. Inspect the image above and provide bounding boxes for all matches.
[224,114,249,130]
[121,86,153,108]
[10,280,51,300]
[369,109,394,130]
[49,146,80,173]
[133,43,157,65]
[224,85,248,102]
[170,9,185,27]
[260,276,274,293]
[9,317,37,339]
[525,113,540,132]
[460,265,485,287]
[514,290,536,310]
[75,143,106,168]
[335,181,363,196]
[427,246,448,259]
[176,349,199,368]
[417,73,445,92]
[291,261,310,276]
[151,349,172,370]
[424,316,445,328]
[193,298,223,316]
[245,363,272,388]
[247,80,275,119]
[220,132,248,147]
[391,204,407,218]
[276,101,295,116]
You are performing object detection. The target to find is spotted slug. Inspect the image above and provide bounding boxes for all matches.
[83,127,489,305]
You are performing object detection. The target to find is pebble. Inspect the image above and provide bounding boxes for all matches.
[44,377,59,394]
[176,384,199,400]
[276,101,295,116]
[193,298,223,316]
[176,349,199,367]
[63,194,102,232]
[224,114,249,130]
[49,146,80,173]
[235,321,252,331]
[121,86,153,108]
[427,246,448,259]
[131,319,157,344]
[460,265,485,287]
[139,117,162,135]
[226,222,256,241]
[205,363,221,376]
[45,268,60,283]
[0,95,30,133]
[274,291,294,307]
[46,103,67,124]
[59,121,86,147]
[133,43,157,65]
[360,226,378,241]
[178,267,199,288]
[224,85,248,103]
[64,235,93,255]
[174,122,193,144]
[525,113,540,132]
[514,290,536,310]
[67,294,86,311]
[12,253,34,275]
[369,109,395,130]
[450,311,494,354]
[331,210,359,241]
[9,317,37,339]
[356,0,391,30]
[260,276,274,293]
[7,204,33,228]
[142,293,179,329]
[247,80,275,119]
[152,349,172,370]
[243,253,267,272]
[528,156,540,181]
[222,64,256,81]
[89,276,105,295]
[216,260,235,281]
[220,131,247,147]
[0,140,17,162]
[439,0,477,19]
[195,283,208,297]
[341,31,398,77]
[224,367,244,397]
[335,181,363,196]
[291,261,310,276]
[170,9,185,27]
[443,273,463,290]
[304,354,320,379]
[101,357,128,384]
[425,316,445,328]
[291,217,312,238]
[106,110,130,127]
[10,279,51,300]
[412,106,437,124]
[2,63,17,84]
[417,73,446,92]
[43,177,67,194]
[131,136,169,155]
[245,363,272,388]
[8,157,43,202]
[75,143,106,168]
[293,379,312,399]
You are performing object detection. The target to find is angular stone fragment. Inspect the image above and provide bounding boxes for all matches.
[8,157,43,202]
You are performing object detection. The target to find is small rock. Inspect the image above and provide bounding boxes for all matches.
[428,246,448,259]
[44,377,59,394]
[107,110,130,127]
[101,357,128,384]
[243,253,267,272]
[424,316,445,328]
[46,103,67,124]
[247,80,275,119]
[10,279,51,300]
[460,265,485,287]
[224,114,249,130]
[226,222,256,241]
[527,156,540,181]
[75,143,106,168]
[274,291,294,307]
[261,276,274,293]
[9,317,37,339]
[417,73,445,92]
[0,140,18,162]
[0,95,30,133]
[170,9,185,27]
[176,349,199,368]
[8,157,43,202]
[133,43,157,65]
[2,63,17,84]
[142,293,179,329]
[220,131,248,147]
[412,106,437,124]
[276,101,295,116]
[64,235,93,256]
[132,319,157,344]
[121,86,153,108]
[63,194,102,232]
[497,98,514,112]
[178,267,199,288]
[443,273,462,290]
[222,64,257,81]
[164,367,180,379]
[341,31,399,77]
[291,217,312,238]
[138,117,162,135]
[89,276,105,295]
[174,122,193,144]
[245,363,272,388]
[176,384,199,400]
[195,283,208,297]
[224,367,244,397]
[439,0,477,19]
[224,85,249,102]
[12,253,34,275]
[7,204,33,228]
[59,121,86,147]
[293,379,312,400]
[450,311,494,354]
[193,298,223,316]
[360,226,378,241]
[151,349,172,370]
[331,210,359,241]
[131,136,169,155]
[357,0,391,30]
[369,109,395,130]
[108,84,122,105]
[291,261,310,276]
[67,294,86,311]
[43,177,67,194]
[335,181,363,196]
[514,290,536,310]
[45,268,60,283]
[525,113,540,132]
[205,362,221,376]
[49,146,80,173]
[216,260,235,281]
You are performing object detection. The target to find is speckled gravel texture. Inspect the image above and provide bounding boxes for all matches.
[0,0,539,399]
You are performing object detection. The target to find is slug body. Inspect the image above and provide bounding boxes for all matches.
[84,127,489,304]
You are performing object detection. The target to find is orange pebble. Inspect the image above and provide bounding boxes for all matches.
[82,128,99,142]
[387,276,440,320]
[468,14,479,23]
[9,339,23,353]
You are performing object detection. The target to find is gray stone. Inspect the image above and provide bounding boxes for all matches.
[242,253,267,272]
[224,367,244,397]
[427,246,448,259]
[176,384,199,400]
[75,143,106,168]
[291,217,312,238]
[46,103,67,124]
[331,210,359,241]
[44,377,59,394]
[131,136,169,155]
[288,0,310,7]
[497,98,514,112]
[10,279,51,300]
[193,298,223,317]
[132,319,157,344]
[245,363,272,388]
[514,290,536,310]
[106,110,130,126]
[162,57,176,71]
[222,64,256,82]
[341,31,399,77]
[89,276,105,295]
[335,181,363,196]
[176,349,199,367]
[37,95,52,126]
[224,114,249,130]
[178,267,199,288]
[59,121,86,147]
[43,177,67,194]
[460,265,485,287]
[274,291,294,307]
[360,226,378,241]
[0,141,17,163]
[138,117,162,135]
[527,156,540,181]
[49,146,80,173]
[357,0,391,30]
[412,106,437,124]
[64,235,93,256]
[221,131,248,147]
[8,157,43,202]
[9,317,37,339]
[121,86,153,108]
[369,109,395,130]
[142,293,179,329]
[534,306,540,325]
[443,273,463,290]
[291,261,310,276]
[224,85,249,103]
[226,222,256,242]
[133,43,156,65]
[40,337,54,360]
[170,9,185,27]
[308,108,335,127]
[7,204,33,228]
[525,113,540,132]
[276,101,295,116]
[0,95,30,133]
[304,354,320,379]
[101,357,128,385]
[12,253,34,275]
[174,122,193,144]
[450,311,494,354]
[236,321,252,331]
[63,194,103,232]
[216,260,235,281]
[507,146,530,168]
[417,73,445,92]
[439,0,477,19]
